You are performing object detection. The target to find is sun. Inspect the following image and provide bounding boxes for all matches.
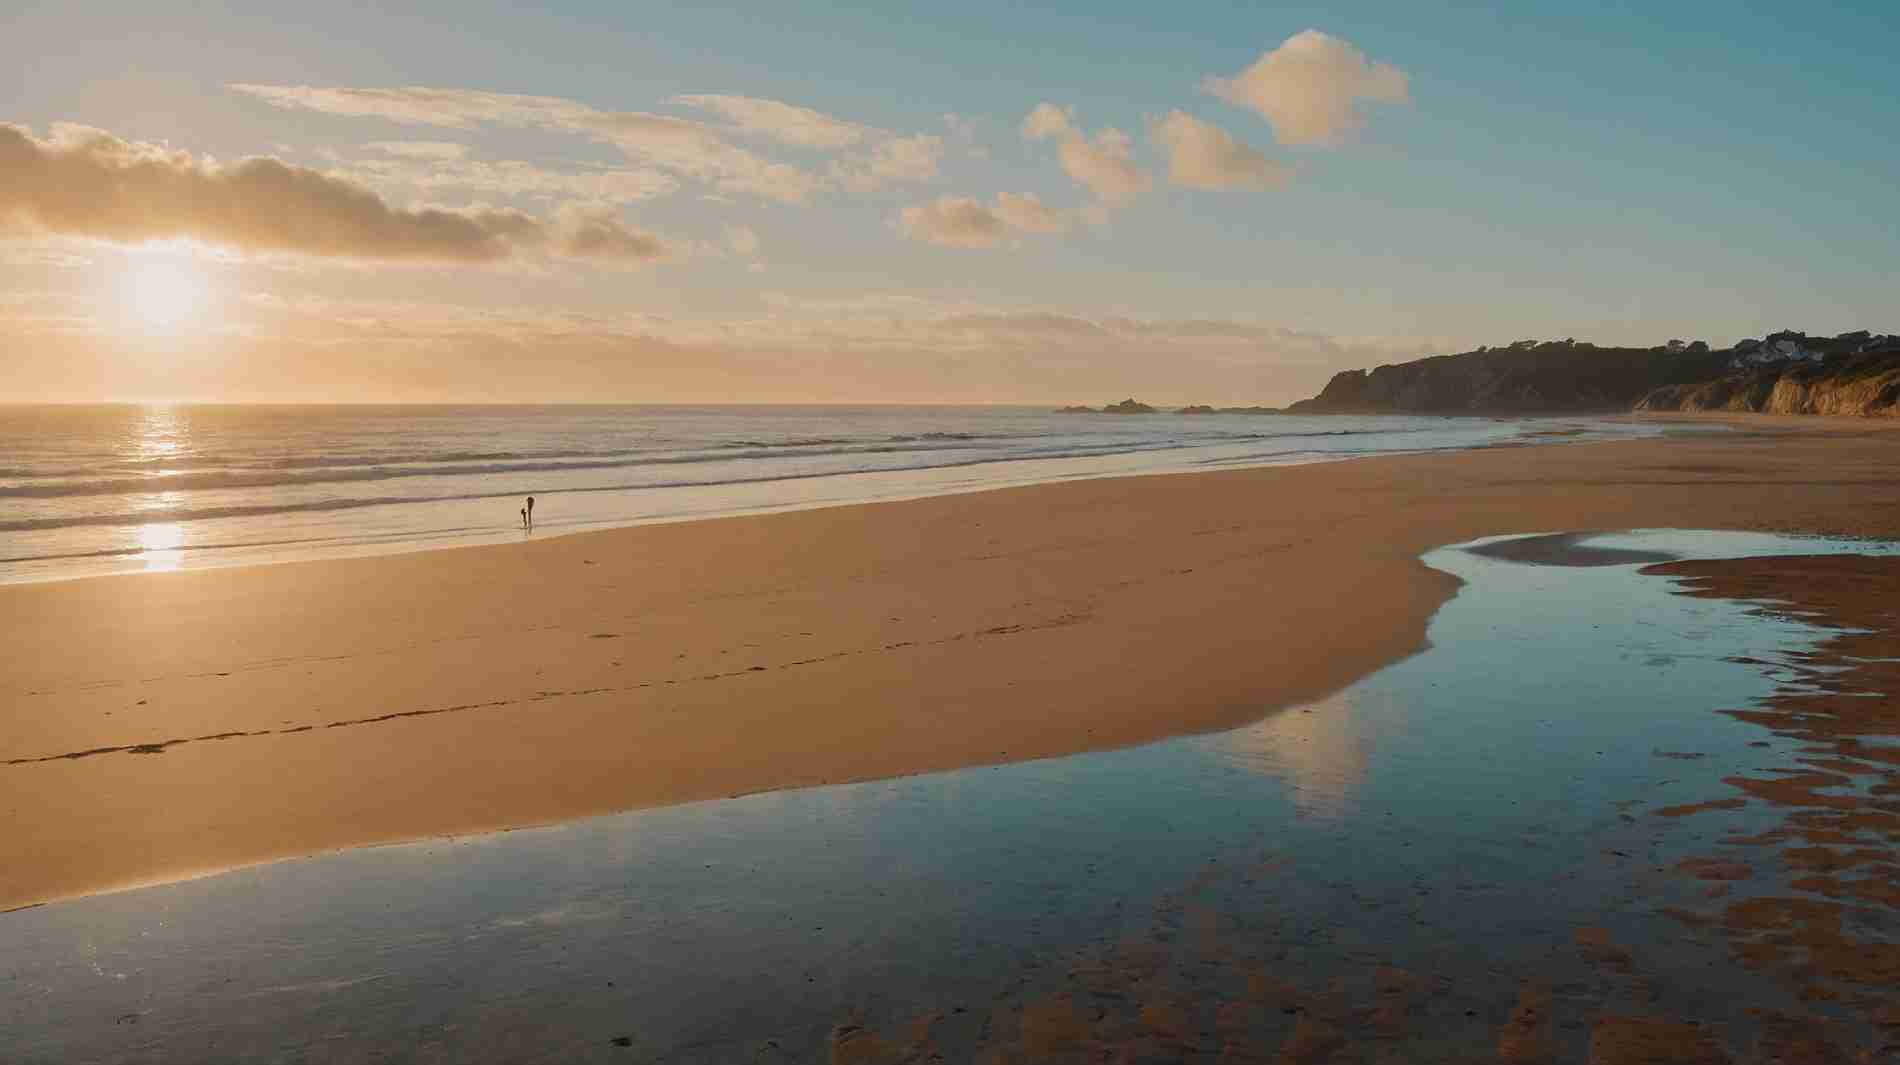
[116,254,214,336]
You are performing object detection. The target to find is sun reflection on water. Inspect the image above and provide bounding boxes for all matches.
[134,404,185,457]
[135,523,186,571]
[1208,691,1383,821]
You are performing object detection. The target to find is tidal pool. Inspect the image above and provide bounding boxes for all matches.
[3,530,1894,1063]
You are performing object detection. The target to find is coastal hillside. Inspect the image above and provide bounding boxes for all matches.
[1636,347,1900,415]
[1289,331,1900,415]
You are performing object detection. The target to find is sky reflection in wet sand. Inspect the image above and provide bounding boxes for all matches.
[3,529,1896,1063]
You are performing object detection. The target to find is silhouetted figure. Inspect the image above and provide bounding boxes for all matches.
[526,496,535,528]
[520,506,528,529]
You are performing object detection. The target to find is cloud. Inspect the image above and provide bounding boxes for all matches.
[1021,103,1075,142]
[547,203,670,263]
[0,123,672,265]
[1151,111,1291,190]
[1057,128,1149,205]
[1020,103,1149,206]
[364,140,469,160]
[829,133,943,192]
[339,155,677,205]
[942,113,989,158]
[232,83,825,204]
[230,83,590,129]
[725,224,760,257]
[1203,30,1408,146]
[898,192,1076,247]
[897,196,1009,248]
[992,192,1068,233]
[672,93,871,148]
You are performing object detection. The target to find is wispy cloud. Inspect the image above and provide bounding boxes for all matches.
[338,154,678,205]
[829,133,943,192]
[363,140,470,161]
[1203,30,1409,147]
[672,93,872,148]
[231,83,827,204]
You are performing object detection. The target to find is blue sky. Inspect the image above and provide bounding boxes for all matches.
[2,0,1896,402]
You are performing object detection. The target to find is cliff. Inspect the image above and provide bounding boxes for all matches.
[1290,331,1900,416]
[1636,349,1900,416]
[1288,339,1730,414]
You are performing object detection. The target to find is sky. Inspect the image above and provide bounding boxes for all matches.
[2,0,1896,404]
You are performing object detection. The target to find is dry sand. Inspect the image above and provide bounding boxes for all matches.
[6,413,1900,911]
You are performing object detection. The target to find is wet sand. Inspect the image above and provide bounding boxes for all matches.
[6,413,1900,911]
[1639,554,1900,1046]
[803,546,1900,1063]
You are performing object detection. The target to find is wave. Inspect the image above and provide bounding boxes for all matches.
[0,425,1468,507]
[0,438,1203,533]
[0,439,1028,500]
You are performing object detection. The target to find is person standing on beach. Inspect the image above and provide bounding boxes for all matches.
[520,505,528,529]
[526,496,535,529]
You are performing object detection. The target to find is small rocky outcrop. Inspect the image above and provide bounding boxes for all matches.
[1057,399,1159,414]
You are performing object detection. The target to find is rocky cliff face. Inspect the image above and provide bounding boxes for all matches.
[1636,349,1900,416]
[1288,341,1727,414]
[1290,331,1900,416]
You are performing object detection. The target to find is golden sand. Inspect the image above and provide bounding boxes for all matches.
[6,413,1900,911]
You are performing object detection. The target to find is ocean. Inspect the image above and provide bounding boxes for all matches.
[0,404,1655,584]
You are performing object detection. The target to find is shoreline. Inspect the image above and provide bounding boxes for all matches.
[7,415,1900,912]
[0,410,1652,587]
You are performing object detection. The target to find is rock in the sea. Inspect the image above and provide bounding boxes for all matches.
[1056,399,1158,414]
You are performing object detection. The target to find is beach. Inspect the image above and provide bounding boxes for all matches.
[6,414,1900,914]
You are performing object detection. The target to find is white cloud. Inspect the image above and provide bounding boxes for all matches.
[830,134,943,192]
[1151,111,1290,191]
[898,192,1078,247]
[1021,103,1150,207]
[672,94,872,149]
[942,113,989,158]
[1021,102,1075,142]
[363,140,469,160]
[1057,128,1149,205]
[725,224,760,257]
[1203,29,1409,146]
[992,192,1068,234]
[898,196,1009,248]
[547,203,672,264]
[340,155,678,204]
[232,83,826,204]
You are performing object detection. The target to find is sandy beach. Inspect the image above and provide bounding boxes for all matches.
[6,414,1900,912]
